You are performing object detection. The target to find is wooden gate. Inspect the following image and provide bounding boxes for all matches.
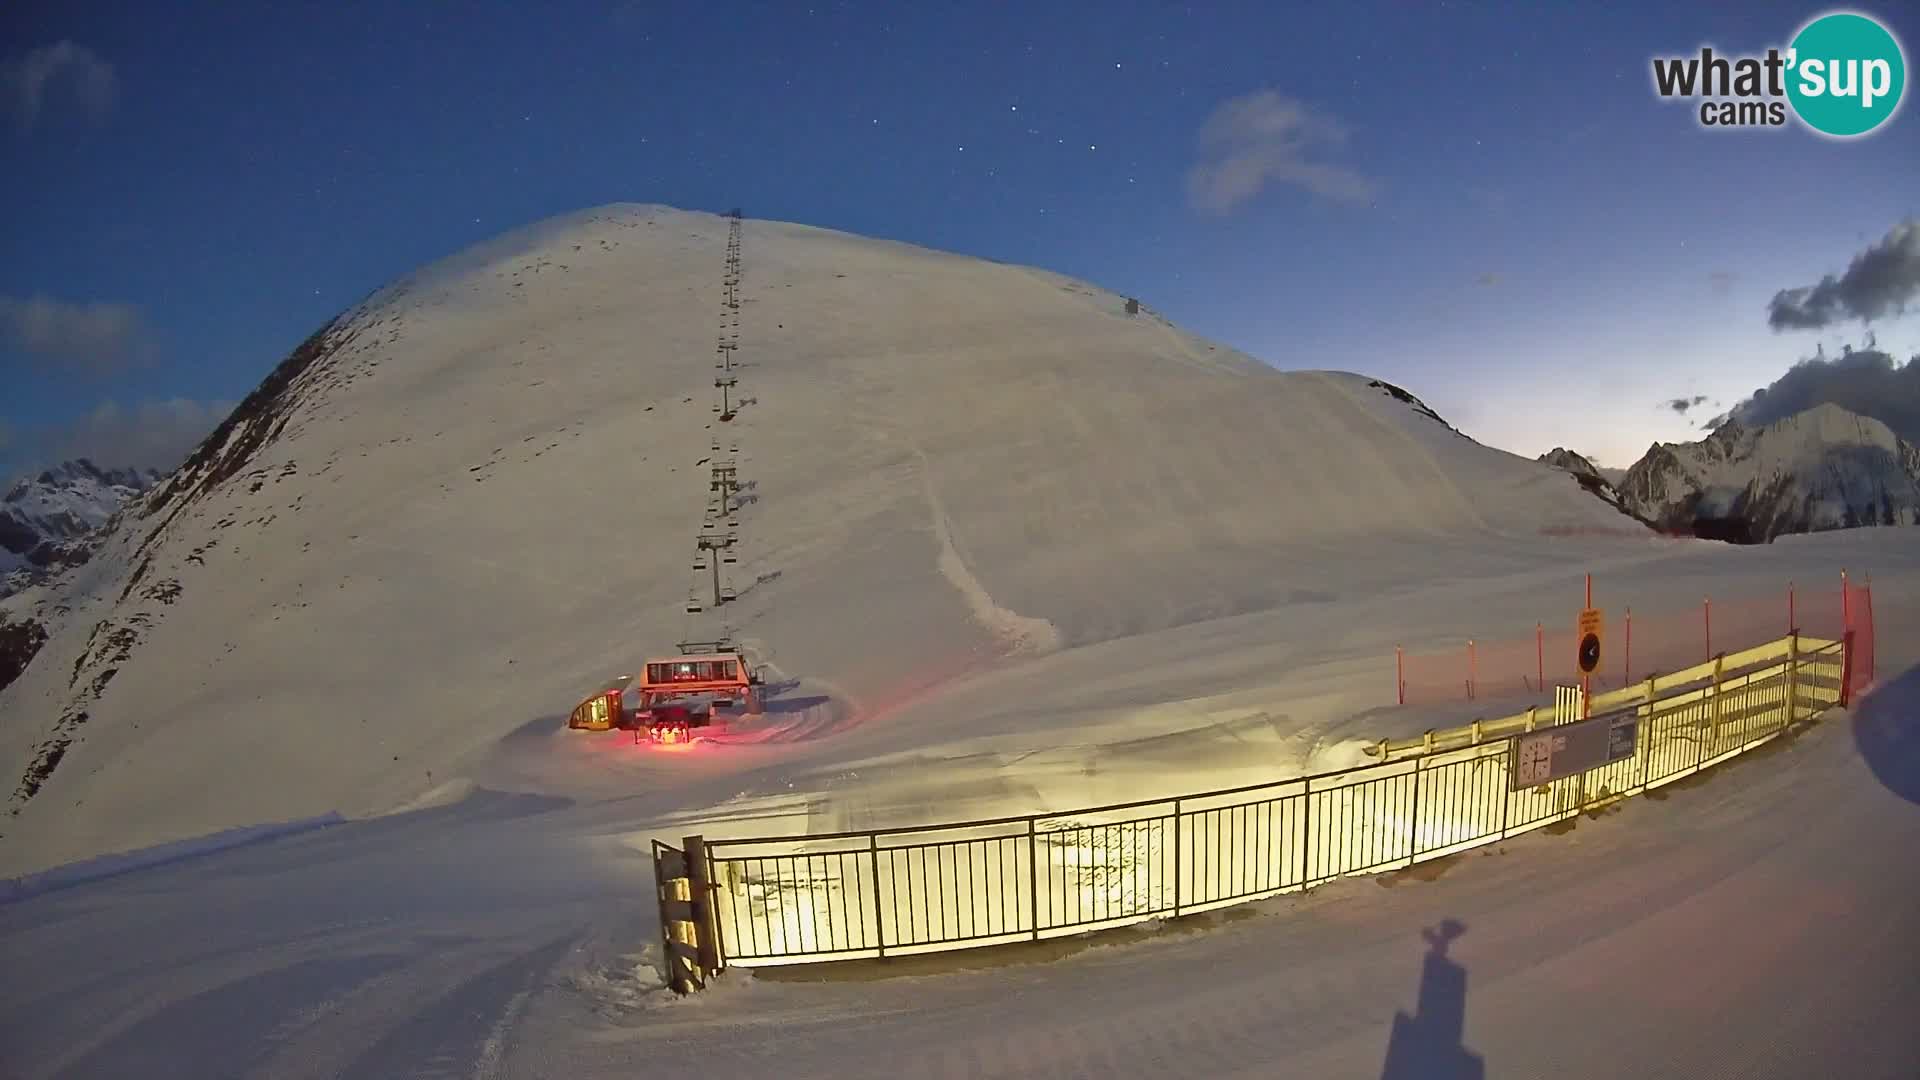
[652,835,721,993]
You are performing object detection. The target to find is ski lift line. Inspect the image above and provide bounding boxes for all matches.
[688,208,753,628]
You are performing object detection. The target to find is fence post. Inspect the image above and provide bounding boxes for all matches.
[1300,778,1312,886]
[869,833,887,957]
[1497,741,1512,839]
[1407,760,1424,864]
[1635,695,1651,794]
[1709,655,1724,737]
[1027,817,1040,940]
[1171,799,1183,918]
[1704,597,1712,661]
[684,835,719,976]
[1784,631,1799,728]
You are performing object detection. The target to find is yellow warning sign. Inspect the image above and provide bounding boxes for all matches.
[1577,608,1604,675]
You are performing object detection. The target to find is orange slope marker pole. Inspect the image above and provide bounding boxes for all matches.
[1536,621,1544,694]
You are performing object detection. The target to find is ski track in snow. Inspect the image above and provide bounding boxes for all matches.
[917,446,1063,657]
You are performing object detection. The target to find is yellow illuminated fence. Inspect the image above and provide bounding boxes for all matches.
[693,633,1853,969]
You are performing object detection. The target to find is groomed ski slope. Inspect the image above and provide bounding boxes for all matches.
[3,204,1634,876]
[0,535,1913,1079]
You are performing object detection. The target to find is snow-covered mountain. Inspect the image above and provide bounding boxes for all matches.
[1537,447,1603,480]
[1618,404,1920,543]
[0,204,1650,874]
[1,460,164,583]
[1536,447,1640,520]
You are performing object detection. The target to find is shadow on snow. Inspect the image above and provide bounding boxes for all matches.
[1851,662,1920,807]
[1381,918,1485,1080]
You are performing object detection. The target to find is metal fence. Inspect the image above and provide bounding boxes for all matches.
[691,634,1848,970]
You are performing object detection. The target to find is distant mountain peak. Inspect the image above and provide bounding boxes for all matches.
[1537,447,1602,479]
[1,460,166,594]
[1536,446,1645,524]
[8,459,164,504]
[1619,402,1920,543]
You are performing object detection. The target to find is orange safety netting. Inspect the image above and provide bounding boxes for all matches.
[1395,573,1866,709]
[1845,578,1875,697]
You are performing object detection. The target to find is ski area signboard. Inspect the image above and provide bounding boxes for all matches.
[1510,709,1639,790]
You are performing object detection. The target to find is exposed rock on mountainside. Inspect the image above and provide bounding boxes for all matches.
[1537,447,1603,481]
[1618,404,1920,543]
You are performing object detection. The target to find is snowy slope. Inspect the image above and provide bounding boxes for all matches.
[1620,404,1920,542]
[0,204,1649,874]
[0,460,162,582]
[0,531,1912,1079]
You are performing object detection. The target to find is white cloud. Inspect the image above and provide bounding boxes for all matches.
[1,41,115,130]
[1186,91,1380,214]
[1723,345,1920,442]
[7,398,235,479]
[0,294,156,376]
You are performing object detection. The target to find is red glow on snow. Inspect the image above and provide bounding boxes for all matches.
[855,648,996,727]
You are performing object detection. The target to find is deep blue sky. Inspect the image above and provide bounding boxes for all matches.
[2,0,1914,475]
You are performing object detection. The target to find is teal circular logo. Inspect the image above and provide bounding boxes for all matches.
[1787,11,1906,137]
